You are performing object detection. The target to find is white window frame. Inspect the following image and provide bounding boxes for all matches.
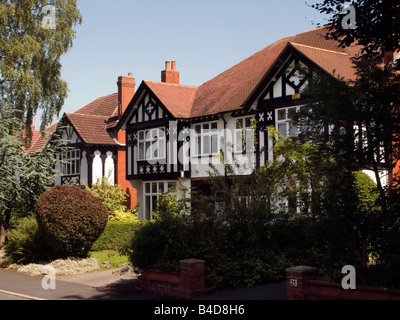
[62,149,80,176]
[138,127,166,161]
[234,117,254,154]
[276,106,305,138]
[143,181,177,220]
[194,122,219,156]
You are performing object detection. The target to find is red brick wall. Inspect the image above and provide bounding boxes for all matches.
[139,259,205,300]
[286,266,400,300]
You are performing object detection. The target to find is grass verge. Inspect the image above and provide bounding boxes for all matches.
[90,250,129,268]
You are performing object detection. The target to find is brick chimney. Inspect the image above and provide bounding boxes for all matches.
[161,61,180,84]
[117,73,136,119]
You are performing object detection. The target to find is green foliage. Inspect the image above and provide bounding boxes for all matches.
[109,207,139,223]
[0,0,82,131]
[85,176,129,221]
[4,216,50,264]
[129,194,288,292]
[0,101,66,229]
[92,221,142,255]
[35,185,109,259]
[312,0,400,60]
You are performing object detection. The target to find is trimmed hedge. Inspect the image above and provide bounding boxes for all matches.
[92,221,142,254]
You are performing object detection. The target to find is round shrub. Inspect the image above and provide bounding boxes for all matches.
[35,185,109,259]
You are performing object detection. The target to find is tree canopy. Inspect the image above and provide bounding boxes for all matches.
[312,0,400,60]
[0,0,81,138]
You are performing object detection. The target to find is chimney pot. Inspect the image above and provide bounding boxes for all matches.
[161,61,180,84]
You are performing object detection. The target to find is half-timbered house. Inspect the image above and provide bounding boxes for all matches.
[35,73,138,208]
[115,27,366,219]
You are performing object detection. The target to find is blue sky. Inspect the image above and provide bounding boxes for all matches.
[35,0,328,127]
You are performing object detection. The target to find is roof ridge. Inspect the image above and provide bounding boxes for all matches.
[290,42,349,56]
[144,80,198,89]
[66,112,109,118]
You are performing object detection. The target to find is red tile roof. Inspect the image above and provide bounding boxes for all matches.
[74,93,119,117]
[28,123,58,153]
[144,81,198,118]
[189,26,361,118]
[65,113,118,145]
[138,27,361,121]
[63,93,119,145]
[29,93,120,151]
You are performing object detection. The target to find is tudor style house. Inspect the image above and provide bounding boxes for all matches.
[117,26,395,220]
[30,73,137,208]
[34,26,398,220]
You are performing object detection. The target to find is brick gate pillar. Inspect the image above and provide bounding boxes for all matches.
[286,266,318,300]
[179,259,205,300]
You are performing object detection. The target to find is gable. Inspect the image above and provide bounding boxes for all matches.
[60,120,82,145]
[126,85,173,128]
[258,56,309,104]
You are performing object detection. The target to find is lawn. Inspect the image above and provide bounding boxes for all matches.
[90,250,129,268]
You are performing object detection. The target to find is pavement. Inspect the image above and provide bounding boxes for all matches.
[58,264,287,300]
[0,263,287,300]
[0,247,287,300]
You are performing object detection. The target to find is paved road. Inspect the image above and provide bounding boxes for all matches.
[0,268,165,300]
[0,268,286,301]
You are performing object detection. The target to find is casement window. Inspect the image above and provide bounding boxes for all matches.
[194,122,219,156]
[235,117,254,154]
[276,106,312,138]
[138,128,166,161]
[276,107,299,138]
[143,181,177,220]
[62,149,80,176]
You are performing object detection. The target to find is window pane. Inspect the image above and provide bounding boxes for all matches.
[288,108,297,120]
[211,134,218,154]
[197,136,201,155]
[159,139,165,158]
[145,183,150,194]
[152,195,158,214]
[289,122,297,137]
[203,136,211,154]
[211,122,218,131]
[245,117,252,128]
[146,142,151,158]
[145,196,151,220]
[235,130,243,152]
[139,143,145,160]
[195,125,201,134]
[278,109,286,121]
[236,119,243,129]
[203,123,210,133]
[278,123,287,137]
[168,182,177,192]
[139,131,144,141]
[152,182,157,194]
[160,182,166,193]
[153,142,158,158]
